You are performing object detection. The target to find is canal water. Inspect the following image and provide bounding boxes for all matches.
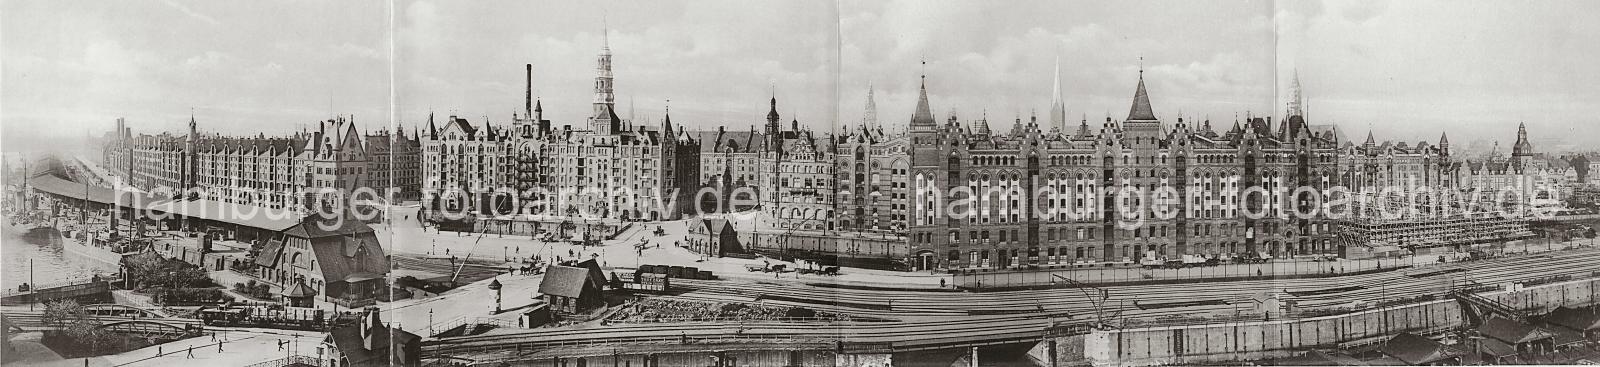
[1,227,97,291]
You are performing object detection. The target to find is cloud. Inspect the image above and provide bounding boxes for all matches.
[161,0,219,26]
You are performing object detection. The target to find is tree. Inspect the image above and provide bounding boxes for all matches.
[1585,228,1597,239]
[42,299,84,327]
[42,300,113,350]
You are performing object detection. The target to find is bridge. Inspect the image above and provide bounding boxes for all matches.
[0,279,114,306]
[0,309,201,337]
[82,303,171,318]
[421,246,1600,365]
[98,319,201,340]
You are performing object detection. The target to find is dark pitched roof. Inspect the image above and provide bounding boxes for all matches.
[575,259,607,290]
[284,216,375,239]
[538,265,591,298]
[284,281,318,298]
[910,79,935,126]
[703,218,733,235]
[1479,317,1557,344]
[1127,75,1156,121]
[304,231,386,284]
[255,239,285,268]
[1542,306,1600,332]
[1478,337,1519,358]
[1380,333,1466,365]
[325,319,417,366]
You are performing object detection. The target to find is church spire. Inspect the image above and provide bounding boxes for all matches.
[863,82,879,132]
[590,21,616,134]
[1286,69,1305,118]
[1050,57,1067,132]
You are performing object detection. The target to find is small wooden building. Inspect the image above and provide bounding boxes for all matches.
[538,260,606,316]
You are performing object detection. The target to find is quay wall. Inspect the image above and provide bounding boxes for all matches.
[483,350,865,367]
[1054,277,1600,367]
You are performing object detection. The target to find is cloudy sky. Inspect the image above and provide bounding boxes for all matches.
[4,0,1598,152]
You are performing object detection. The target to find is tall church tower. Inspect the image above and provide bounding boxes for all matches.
[589,26,617,134]
[1286,71,1305,118]
[1049,58,1067,133]
[862,83,879,133]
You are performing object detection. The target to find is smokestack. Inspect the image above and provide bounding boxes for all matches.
[525,64,533,117]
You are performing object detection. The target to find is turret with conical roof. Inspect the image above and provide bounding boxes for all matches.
[910,71,936,128]
[765,94,781,138]
[1127,71,1157,122]
[1512,122,1533,157]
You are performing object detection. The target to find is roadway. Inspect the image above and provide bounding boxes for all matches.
[425,247,1600,362]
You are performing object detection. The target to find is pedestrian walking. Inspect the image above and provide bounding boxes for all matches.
[940,278,946,288]
[186,346,193,358]
[218,341,223,352]
[157,346,162,356]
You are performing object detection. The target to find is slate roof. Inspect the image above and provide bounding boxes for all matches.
[911,80,936,126]
[284,281,318,298]
[538,265,591,298]
[1479,317,1557,344]
[284,216,376,239]
[254,239,285,268]
[1380,333,1466,365]
[1543,306,1600,331]
[703,218,732,235]
[303,231,386,285]
[325,319,418,366]
[1127,76,1157,121]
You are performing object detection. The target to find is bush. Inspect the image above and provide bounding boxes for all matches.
[784,307,817,319]
[155,288,226,305]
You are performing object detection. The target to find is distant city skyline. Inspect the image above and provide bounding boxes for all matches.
[4,0,1598,153]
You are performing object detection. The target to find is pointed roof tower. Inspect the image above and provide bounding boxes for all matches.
[427,112,437,139]
[1050,57,1068,132]
[662,103,674,135]
[1363,130,1377,149]
[862,82,879,132]
[1286,70,1305,118]
[911,61,936,128]
[1512,122,1534,157]
[1127,68,1157,121]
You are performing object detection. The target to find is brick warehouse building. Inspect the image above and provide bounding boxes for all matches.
[905,68,1345,271]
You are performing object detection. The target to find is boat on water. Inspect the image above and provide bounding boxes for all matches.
[56,226,132,274]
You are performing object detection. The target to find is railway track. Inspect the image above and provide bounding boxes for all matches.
[425,247,1600,361]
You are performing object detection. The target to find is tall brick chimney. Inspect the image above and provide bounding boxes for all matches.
[525,64,533,117]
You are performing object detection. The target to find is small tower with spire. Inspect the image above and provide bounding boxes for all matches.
[862,82,879,133]
[1049,57,1068,133]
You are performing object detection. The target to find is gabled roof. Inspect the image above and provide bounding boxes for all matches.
[284,281,318,298]
[255,239,285,268]
[1542,306,1600,331]
[325,318,417,366]
[1479,317,1557,344]
[283,216,375,239]
[703,218,733,235]
[538,265,593,298]
[302,230,386,284]
[1380,333,1466,365]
